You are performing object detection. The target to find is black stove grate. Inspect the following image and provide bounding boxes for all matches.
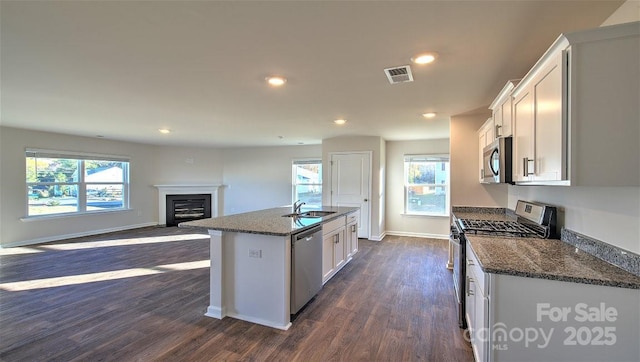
[457,219,549,238]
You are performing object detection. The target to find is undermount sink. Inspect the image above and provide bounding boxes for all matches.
[282,210,336,218]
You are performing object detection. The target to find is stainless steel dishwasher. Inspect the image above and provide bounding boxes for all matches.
[291,225,323,314]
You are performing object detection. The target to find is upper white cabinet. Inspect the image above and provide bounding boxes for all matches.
[513,51,563,182]
[511,21,639,186]
[489,79,519,138]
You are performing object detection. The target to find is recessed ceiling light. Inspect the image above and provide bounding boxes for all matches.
[334,119,347,125]
[159,128,171,134]
[266,76,287,87]
[412,52,438,65]
[422,112,437,119]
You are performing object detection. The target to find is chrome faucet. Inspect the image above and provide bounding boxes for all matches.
[293,200,305,214]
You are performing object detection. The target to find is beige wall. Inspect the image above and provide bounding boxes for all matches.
[222,145,322,215]
[449,112,508,209]
[385,139,450,239]
[601,0,640,26]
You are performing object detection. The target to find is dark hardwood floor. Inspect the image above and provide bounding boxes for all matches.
[0,227,473,361]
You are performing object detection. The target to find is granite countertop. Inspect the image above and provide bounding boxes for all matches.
[178,206,359,236]
[451,206,640,289]
[466,234,640,289]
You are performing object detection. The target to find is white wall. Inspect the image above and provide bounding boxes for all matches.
[0,127,158,247]
[450,111,508,209]
[153,146,223,185]
[0,127,230,247]
[222,145,322,215]
[507,186,639,253]
[385,139,450,239]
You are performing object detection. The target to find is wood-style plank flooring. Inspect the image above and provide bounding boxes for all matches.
[0,227,473,361]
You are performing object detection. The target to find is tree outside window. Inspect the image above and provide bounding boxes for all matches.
[26,150,129,217]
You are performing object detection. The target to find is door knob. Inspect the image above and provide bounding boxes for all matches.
[364,199,368,202]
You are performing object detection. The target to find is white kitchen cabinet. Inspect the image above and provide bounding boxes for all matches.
[489,79,519,138]
[512,51,563,182]
[345,213,358,259]
[478,118,494,182]
[322,215,348,283]
[511,21,639,186]
[466,242,489,362]
[465,241,640,362]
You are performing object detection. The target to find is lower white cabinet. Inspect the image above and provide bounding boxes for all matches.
[465,241,640,362]
[322,225,344,282]
[466,242,488,362]
[323,213,358,284]
[346,213,358,259]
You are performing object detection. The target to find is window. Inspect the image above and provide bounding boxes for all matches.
[26,149,129,217]
[292,159,322,208]
[404,154,449,216]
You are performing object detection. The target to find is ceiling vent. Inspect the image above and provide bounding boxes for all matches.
[384,65,414,84]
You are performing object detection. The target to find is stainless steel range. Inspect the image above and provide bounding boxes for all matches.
[451,200,557,329]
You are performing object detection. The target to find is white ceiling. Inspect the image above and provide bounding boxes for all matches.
[0,1,623,148]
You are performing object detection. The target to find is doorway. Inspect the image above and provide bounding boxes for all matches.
[329,152,371,239]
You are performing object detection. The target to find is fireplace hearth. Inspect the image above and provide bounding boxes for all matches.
[166,194,211,227]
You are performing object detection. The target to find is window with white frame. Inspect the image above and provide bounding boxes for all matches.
[26,149,130,217]
[404,154,450,216]
[292,159,322,208]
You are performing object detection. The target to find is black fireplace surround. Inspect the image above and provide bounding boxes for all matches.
[166,194,211,227]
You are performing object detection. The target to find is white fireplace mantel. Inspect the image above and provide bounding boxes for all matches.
[154,184,224,225]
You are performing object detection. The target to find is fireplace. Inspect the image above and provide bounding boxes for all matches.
[154,184,223,226]
[166,194,211,227]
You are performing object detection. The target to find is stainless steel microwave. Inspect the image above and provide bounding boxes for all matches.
[481,137,513,184]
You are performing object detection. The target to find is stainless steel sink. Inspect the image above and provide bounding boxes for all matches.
[282,210,336,218]
[302,211,336,217]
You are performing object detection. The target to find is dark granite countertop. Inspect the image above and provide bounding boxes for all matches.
[178,206,359,236]
[466,234,640,289]
[452,206,640,289]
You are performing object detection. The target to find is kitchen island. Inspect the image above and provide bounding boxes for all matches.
[179,206,358,330]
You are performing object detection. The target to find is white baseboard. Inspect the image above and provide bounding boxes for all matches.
[1,222,158,248]
[368,231,386,241]
[384,230,449,240]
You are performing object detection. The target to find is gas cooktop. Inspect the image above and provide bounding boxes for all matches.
[456,200,557,239]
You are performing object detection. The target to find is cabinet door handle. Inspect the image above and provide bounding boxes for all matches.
[466,277,474,296]
[523,157,535,176]
[334,234,339,244]
[495,124,502,137]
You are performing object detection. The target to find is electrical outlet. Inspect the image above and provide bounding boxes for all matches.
[248,249,262,258]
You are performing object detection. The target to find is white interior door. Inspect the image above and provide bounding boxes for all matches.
[330,152,370,239]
